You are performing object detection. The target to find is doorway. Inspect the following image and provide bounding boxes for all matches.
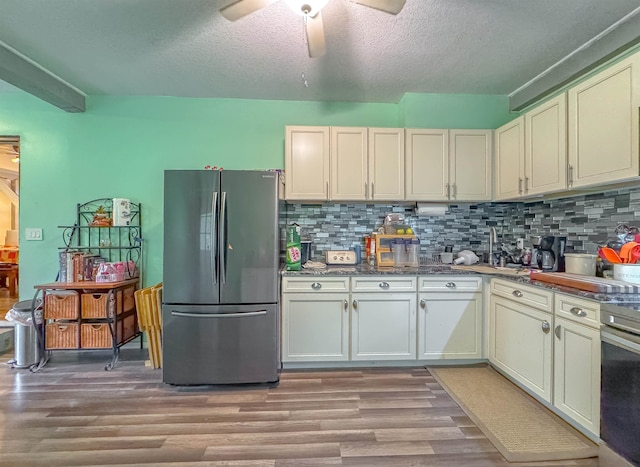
[0,136,20,315]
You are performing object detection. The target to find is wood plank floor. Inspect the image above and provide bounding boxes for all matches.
[0,349,598,466]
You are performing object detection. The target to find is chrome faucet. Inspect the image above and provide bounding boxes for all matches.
[489,227,498,265]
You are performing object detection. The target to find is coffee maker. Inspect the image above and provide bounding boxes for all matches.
[531,236,566,271]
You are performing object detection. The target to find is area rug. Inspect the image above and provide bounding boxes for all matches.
[428,365,599,462]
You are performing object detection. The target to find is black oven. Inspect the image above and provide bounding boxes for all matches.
[600,303,640,466]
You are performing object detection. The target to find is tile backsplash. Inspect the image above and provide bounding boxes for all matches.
[281,186,640,261]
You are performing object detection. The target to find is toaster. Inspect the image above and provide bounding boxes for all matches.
[325,250,357,265]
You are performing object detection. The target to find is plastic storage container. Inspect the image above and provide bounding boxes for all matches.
[565,253,597,276]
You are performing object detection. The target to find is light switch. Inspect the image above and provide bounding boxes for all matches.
[25,228,43,241]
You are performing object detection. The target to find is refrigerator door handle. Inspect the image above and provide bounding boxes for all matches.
[170,310,267,318]
[220,191,228,284]
[211,191,218,285]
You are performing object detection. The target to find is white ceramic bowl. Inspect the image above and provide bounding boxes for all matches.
[613,264,640,284]
[564,253,597,276]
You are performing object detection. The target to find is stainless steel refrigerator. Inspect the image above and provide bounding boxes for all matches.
[162,170,280,385]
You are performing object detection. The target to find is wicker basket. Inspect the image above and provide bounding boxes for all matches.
[81,323,116,348]
[81,293,114,318]
[44,291,79,319]
[45,322,79,349]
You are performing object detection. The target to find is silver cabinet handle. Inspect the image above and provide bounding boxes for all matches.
[570,306,587,318]
[326,181,329,199]
[420,298,426,309]
[446,183,450,199]
[379,282,390,289]
[555,324,561,339]
[524,176,529,194]
[445,282,456,289]
[568,164,574,187]
[344,299,348,310]
[371,183,374,199]
[542,321,550,334]
[453,183,457,199]
[518,178,523,195]
[352,299,358,310]
[512,290,523,298]
[365,183,368,199]
[311,282,321,290]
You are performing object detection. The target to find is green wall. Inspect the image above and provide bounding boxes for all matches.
[0,91,511,294]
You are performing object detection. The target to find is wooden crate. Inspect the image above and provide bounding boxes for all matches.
[81,323,119,349]
[45,322,79,349]
[44,291,79,319]
[81,293,115,318]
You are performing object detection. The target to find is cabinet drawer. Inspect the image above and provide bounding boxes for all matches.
[351,276,417,292]
[491,278,553,313]
[282,277,349,293]
[419,275,482,292]
[555,293,600,328]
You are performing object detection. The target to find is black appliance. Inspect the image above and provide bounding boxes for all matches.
[600,302,640,466]
[533,236,566,272]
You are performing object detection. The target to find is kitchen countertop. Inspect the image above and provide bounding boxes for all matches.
[282,263,640,304]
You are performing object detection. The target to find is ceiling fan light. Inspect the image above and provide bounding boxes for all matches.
[285,0,329,17]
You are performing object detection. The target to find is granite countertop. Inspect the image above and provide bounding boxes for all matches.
[281,263,640,304]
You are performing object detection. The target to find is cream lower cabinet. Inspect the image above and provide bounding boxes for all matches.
[553,294,600,436]
[417,276,482,359]
[281,277,350,362]
[489,279,554,403]
[350,276,417,360]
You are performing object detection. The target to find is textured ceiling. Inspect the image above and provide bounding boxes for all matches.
[0,0,639,103]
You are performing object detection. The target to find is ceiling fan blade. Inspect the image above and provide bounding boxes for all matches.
[305,11,326,58]
[220,0,278,21]
[351,0,406,14]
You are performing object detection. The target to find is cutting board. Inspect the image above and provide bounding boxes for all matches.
[530,271,640,293]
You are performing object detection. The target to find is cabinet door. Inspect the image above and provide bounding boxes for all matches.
[568,52,640,188]
[450,130,492,201]
[285,126,330,200]
[525,94,567,196]
[351,293,417,360]
[405,129,449,201]
[368,128,404,200]
[418,292,482,360]
[553,317,600,436]
[489,295,553,403]
[494,117,524,200]
[282,293,349,362]
[331,127,368,200]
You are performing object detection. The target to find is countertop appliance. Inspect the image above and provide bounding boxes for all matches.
[600,302,640,466]
[162,170,280,385]
[532,235,566,272]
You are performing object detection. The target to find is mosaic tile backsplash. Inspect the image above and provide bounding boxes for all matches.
[280,186,640,262]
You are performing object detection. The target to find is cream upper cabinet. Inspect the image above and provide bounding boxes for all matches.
[405,129,449,201]
[368,128,405,200]
[494,116,525,200]
[568,52,640,188]
[285,126,330,200]
[329,127,404,201]
[450,130,492,201]
[525,94,567,196]
[330,127,368,200]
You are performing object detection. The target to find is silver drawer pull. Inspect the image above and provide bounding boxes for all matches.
[344,299,348,310]
[352,300,358,310]
[555,324,562,339]
[445,282,456,288]
[311,282,322,290]
[512,290,523,298]
[570,306,587,318]
[420,299,426,309]
[379,282,390,289]
[542,321,550,334]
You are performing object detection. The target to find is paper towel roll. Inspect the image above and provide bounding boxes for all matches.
[4,230,18,246]
[415,203,448,216]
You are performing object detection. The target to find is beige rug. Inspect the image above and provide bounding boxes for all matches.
[429,365,599,463]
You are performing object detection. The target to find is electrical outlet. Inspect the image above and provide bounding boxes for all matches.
[25,228,43,241]
[516,238,524,249]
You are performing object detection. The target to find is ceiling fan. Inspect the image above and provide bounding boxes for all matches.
[220,0,406,58]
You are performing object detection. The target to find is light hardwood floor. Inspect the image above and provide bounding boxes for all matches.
[0,350,598,466]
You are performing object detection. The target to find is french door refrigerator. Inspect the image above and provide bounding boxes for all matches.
[162,170,280,385]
